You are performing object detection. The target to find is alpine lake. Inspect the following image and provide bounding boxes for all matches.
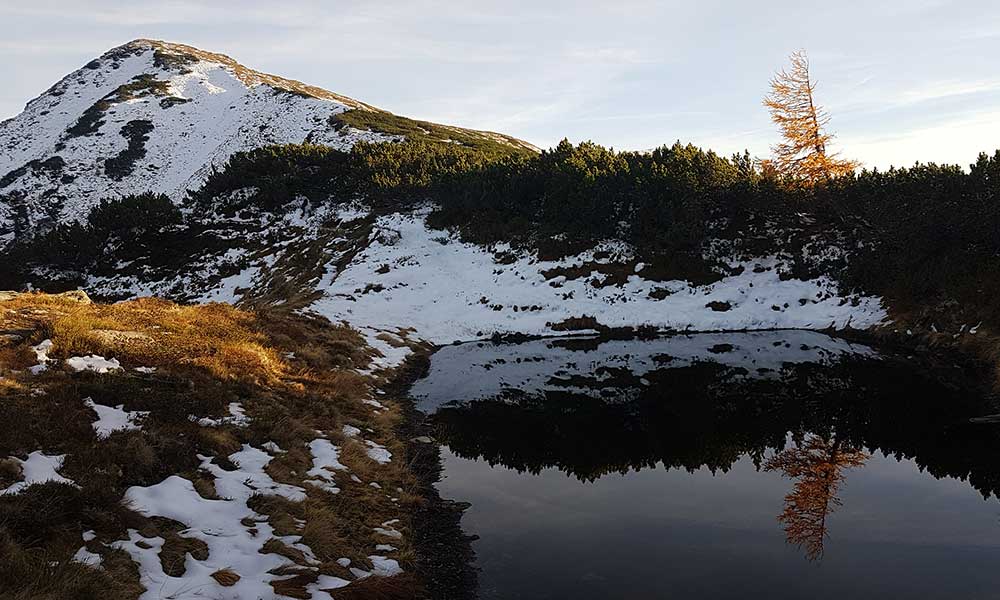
[410,331,1000,599]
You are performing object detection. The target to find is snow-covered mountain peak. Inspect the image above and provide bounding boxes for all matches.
[0,39,532,244]
[114,39,378,108]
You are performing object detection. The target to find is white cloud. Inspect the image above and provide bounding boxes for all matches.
[2,0,999,167]
[896,79,1000,105]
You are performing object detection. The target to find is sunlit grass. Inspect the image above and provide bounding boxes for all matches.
[0,293,418,598]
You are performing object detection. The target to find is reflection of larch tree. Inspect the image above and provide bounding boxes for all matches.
[764,435,868,561]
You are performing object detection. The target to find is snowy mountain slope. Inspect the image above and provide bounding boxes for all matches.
[305,208,887,345]
[41,196,883,349]
[310,213,886,344]
[0,39,533,244]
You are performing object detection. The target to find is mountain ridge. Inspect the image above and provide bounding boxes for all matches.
[0,39,535,245]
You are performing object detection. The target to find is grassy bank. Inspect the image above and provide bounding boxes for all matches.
[0,292,424,599]
[864,310,1000,394]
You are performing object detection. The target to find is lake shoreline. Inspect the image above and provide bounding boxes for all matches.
[384,349,479,600]
[433,323,999,397]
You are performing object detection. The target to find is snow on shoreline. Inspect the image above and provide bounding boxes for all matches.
[308,210,888,347]
[116,445,326,600]
[410,330,878,412]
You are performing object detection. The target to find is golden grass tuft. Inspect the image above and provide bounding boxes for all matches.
[0,345,35,371]
[1,297,291,386]
[210,568,241,586]
[0,375,29,397]
[328,573,423,600]
[188,340,285,383]
[159,532,209,577]
[0,457,22,487]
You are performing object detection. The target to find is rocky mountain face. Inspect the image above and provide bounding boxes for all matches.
[0,39,532,246]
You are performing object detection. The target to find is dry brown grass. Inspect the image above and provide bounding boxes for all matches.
[0,344,35,371]
[159,531,209,577]
[328,573,423,600]
[0,531,144,600]
[870,305,1000,391]
[210,568,241,586]
[0,457,22,486]
[0,292,422,599]
[196,427,242,456]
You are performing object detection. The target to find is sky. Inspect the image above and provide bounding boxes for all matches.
[3,0,1000,169]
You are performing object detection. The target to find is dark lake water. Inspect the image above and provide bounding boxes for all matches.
[411,331,1000,599]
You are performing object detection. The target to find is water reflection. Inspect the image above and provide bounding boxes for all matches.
[765,435,868,560]
[416,333,1000,594]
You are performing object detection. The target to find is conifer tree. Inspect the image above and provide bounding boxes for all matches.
[763,51,858,182]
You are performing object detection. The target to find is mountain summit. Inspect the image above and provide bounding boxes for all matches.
[0,39,534,243]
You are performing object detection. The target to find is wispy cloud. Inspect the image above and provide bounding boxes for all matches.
[2,0,999,168]
[897,79,1000,105]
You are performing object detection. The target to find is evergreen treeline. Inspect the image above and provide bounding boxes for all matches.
[5,139,999,328]
[9,193,183,277]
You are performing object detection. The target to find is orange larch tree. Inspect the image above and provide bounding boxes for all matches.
[763,51,859,182]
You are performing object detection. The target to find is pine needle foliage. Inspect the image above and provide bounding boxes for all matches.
[763,51,858,182]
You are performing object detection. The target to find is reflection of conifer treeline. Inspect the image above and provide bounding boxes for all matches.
[432,356,1000,496]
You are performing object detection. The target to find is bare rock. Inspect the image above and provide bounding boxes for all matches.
[0,290,91,304]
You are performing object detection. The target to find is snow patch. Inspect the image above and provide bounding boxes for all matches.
[364,440,392,465]
[32,339,53,362]
[72,545,104,568]
[373,520,403,540]
[334,202,371,223]
[115,444,313,599]
[194,402,250,428]
[84,398,148,439]
[66,355,122,373]
[368,555,403,577]
[28,339,53,374]
[305,439,348,494]
[0,451,76,495]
